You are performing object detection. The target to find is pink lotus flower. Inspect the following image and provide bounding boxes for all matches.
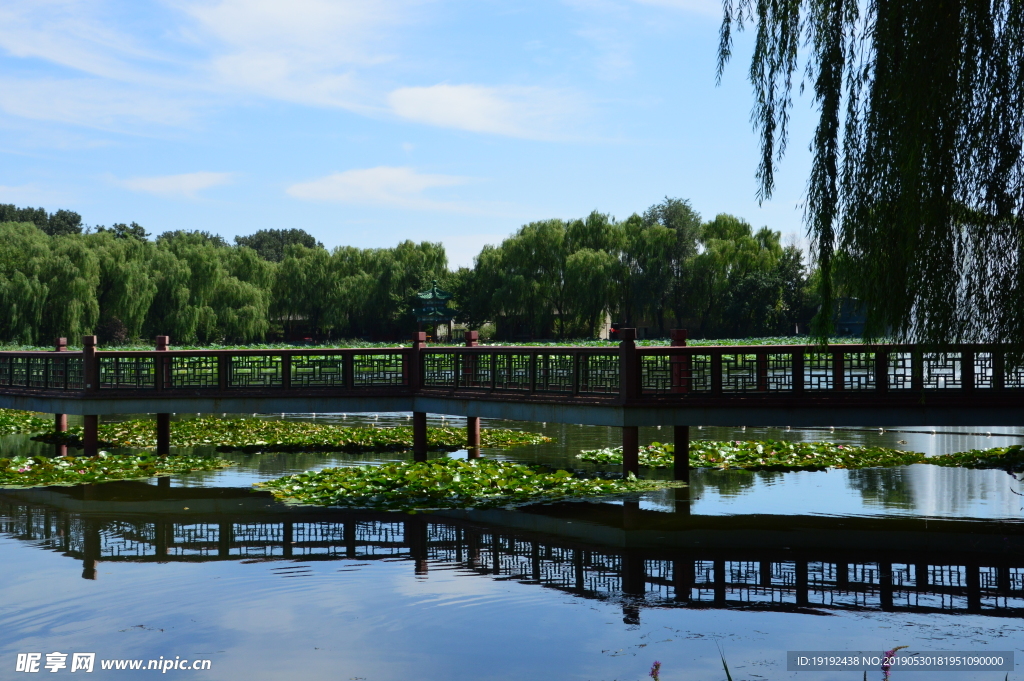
[649,661,661,680]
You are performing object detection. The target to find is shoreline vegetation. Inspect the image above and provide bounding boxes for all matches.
[0,336,859,352]
[0,452,234,488]
[578,440,1024,473]
[254,459,677,511]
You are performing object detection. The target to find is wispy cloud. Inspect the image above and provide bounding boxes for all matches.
[116,171,233,199]
[286,166,473,211]
[388,84,582,140]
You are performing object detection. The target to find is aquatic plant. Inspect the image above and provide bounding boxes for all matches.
[929,445,1024,474]
[0,409,52,434]
[34,417,550,454]
[577,440,924,471]
[0,452,234,488]
[255,458,674,511]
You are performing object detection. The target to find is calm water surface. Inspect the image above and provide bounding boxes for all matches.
[1,414,1022,680]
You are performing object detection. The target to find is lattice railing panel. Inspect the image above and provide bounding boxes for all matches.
[639,354,713,394]
[423,353,456,388]
[494,353,531,391]
[352,353,405,386]
[843,352,875,390]
[722,354,758,392]
[974,353,996,389]
[459,354,493,389]
[922,353,962,390]
[579,354,619,394]
[766,354,794,390]
[291,355,345,387]
[535,354,572,392]
[229,355,283,388]
[804,352,834,390]
[888,352,914,390]
[169,356,219,388]
[26,357,47,388]
[99,356,156,389]
[9,357,27,387]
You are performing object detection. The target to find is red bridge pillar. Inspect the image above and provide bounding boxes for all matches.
[670,329,691,482]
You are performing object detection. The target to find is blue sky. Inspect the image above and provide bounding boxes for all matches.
[0,0,818,267]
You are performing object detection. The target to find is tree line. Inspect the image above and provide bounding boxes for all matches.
[0,199,817,344]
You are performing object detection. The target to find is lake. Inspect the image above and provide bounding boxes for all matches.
[1,414,1022,680]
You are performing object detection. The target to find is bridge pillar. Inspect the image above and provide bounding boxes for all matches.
[413,411,428,462]
[156,413,171,455]
[622,426,639,477]
[54,413,68,457]
[83,415,99,457]
[674,425,690,482]
[466,417,481,458]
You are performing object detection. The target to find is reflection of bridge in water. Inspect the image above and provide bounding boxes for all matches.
[3,485,1024,623]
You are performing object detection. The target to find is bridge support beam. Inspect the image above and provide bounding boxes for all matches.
[83,415,99,457]
[674,425,690,482]
[156,413,171,455]
[466,416,481,458]
[413,411,428,462]
[622,426,639,477]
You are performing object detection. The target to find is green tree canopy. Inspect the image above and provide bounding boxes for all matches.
[719,0,1024,346]
[235,228,323,262]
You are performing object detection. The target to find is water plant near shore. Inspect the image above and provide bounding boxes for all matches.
[0,409,52,434]
[0,452,234,488]
[255,458,674,511]
[33,416,550,453]
[578,440,923,471]
[578,440,1024,473]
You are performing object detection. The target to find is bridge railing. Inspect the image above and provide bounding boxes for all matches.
[2,341,1024,397]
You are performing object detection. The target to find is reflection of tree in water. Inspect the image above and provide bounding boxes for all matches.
[692,469,786,498]
[846,468,915,509]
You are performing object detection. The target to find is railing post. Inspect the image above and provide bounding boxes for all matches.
[618,328,638,401]
[962,349,974,391]
[756,351,768,392]
[792,347,804,394]
[993,348,1005,390]
[217,354,229,391]
[832,349,845,391]
[711,350,723,395]
[670,329,690,393]
[465,332,481,458]
[282,353,291,390]
[82,335,98,393]
[875,346,889,393]
[409,332,425,391]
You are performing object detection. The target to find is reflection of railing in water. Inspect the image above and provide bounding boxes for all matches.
[4,499,1024,619]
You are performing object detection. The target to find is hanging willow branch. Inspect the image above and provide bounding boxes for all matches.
[720,0,1024,347]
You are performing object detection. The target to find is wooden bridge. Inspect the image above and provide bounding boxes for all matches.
[2,329,1024,476]
[3,485,1024,620]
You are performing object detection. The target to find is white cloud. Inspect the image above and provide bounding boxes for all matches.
[388,84,581,139]
[286,166,472,211]
[116,171,233,199]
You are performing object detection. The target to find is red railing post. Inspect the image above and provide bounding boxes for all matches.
[670,329,689,393]
[618,328,638,401]
[962,349,975,391]
[83,335,98,393]
[875,346,889,393]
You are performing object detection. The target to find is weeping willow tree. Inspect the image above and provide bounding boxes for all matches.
[719,0,1024,346]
